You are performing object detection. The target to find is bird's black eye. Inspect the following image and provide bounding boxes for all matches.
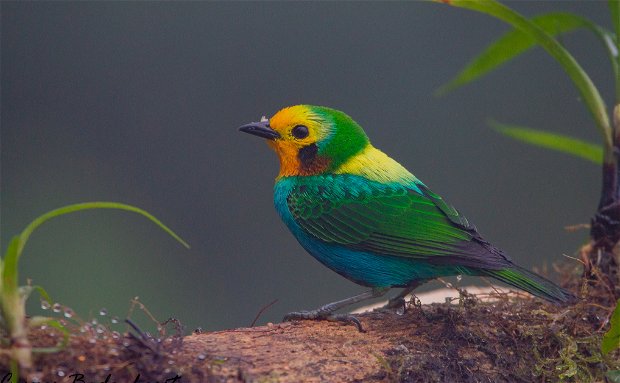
[291,125,309,139]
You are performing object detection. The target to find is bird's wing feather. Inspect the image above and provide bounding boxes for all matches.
[287,175,511,270]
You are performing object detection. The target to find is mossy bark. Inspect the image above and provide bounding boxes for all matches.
[4,285,618,383]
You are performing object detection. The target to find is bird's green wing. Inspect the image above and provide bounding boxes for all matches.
[287,175,511,270]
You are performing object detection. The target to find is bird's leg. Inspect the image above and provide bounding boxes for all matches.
[283,287,389,332]
[384,287,416,310]
[384,281,423,311]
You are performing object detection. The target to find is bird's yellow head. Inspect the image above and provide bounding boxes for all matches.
[239,105,369,178]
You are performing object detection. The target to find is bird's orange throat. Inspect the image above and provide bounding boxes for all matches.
[267,140,330,178]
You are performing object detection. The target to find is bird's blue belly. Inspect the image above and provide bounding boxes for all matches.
[295,231,458,287]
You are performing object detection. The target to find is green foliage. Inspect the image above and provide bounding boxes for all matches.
[437,12,617,97]
[602,299,620,355]
[0,202,188,379]
[490,120,603,164]
[435,1,620,379]
[438,0,614,160]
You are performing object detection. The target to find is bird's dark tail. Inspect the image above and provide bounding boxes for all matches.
[482,265,576,304]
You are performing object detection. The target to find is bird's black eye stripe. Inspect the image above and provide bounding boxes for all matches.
[298,143,318,167]
[291,125,309,139]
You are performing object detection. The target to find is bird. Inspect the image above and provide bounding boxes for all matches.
[239,105,575,331]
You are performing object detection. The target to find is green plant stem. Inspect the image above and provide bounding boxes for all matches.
[18,202,189,258]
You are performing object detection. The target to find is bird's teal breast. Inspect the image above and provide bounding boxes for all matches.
[274,176,459,287]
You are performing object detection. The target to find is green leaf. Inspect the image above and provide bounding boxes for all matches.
[490,120,603,164]
[607,370,620,383]
[32,285,51,304]
[437,12,617,96]
[602,298,620,355]
[18,285,51,304]
[439,0,612,157]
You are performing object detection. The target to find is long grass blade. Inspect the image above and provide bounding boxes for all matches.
[17,202,189,265]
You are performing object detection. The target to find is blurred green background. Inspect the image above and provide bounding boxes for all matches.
[1,2,610,331]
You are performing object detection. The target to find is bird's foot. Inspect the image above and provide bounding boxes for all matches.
[283,310,364,332]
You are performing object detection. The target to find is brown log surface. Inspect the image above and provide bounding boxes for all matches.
[180,300,555,382]
[3,280,616,383]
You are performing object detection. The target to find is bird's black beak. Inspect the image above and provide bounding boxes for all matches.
[238,120,281,140]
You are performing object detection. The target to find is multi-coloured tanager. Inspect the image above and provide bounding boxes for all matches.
[239,105,575,331]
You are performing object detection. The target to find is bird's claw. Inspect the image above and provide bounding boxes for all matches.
[283,311,364,332]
